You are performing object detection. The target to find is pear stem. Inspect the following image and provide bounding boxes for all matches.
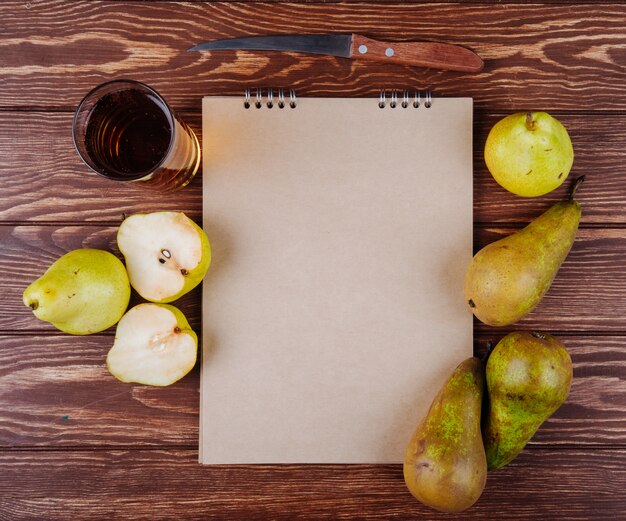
[569,175,585,201]
[525,112,537,131]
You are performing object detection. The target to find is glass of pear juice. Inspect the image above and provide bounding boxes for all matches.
[72,80,200,192]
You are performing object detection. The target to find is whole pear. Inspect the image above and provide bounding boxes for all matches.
[483,331,572,469]
[403,357,487,513]
[485,111,574,197]
[23,249,130,334]
[464,176,584,327]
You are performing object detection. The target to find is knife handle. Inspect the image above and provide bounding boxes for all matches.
[349,34,484,73]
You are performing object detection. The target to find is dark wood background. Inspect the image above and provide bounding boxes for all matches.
[1,1,625,519]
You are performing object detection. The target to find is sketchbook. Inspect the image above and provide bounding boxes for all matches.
[200,90,473,464]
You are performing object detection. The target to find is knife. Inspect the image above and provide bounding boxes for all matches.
[188,34,484,73]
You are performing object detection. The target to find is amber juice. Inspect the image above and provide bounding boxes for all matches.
[74,81,200,191]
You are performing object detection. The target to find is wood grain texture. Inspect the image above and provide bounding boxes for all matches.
[0,335,199,448]
[2,111,626,224]
[1,2,626,111]
[2,1,626,518]
[473,227,626,333]
[0,332,623,448]
[0,111,203,223]
[348,35,485,72]
[0,449,624,520]
[0,225,200,332]
[3,225,626,333]
[473,112,626,224]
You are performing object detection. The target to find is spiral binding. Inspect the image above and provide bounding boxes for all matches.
[378,90,432,109]
[243,89,431,109]
[244,88,297,109]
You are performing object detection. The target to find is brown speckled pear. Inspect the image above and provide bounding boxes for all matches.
[464,176,584,327]
[403,357,487,513]
[482,331,572,470]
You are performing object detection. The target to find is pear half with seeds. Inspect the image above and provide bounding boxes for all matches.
[107,303,197,386]
[117,212,211,303]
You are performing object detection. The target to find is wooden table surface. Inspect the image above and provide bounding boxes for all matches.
[2,1,625,519]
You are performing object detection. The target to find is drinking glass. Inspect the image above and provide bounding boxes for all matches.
[73,80,200,191]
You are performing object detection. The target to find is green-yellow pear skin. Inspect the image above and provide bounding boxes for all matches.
[464,176,584,327]
[485,111,574,197]
[403,357,487,513]
[483,332,572,470]
[23,249,130,335]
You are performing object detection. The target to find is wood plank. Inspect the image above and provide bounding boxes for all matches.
[1,2,626,112]
[0,225,200,332]
[0,335,199,448]
[473,227,626,333]
[1,111,624,224]
[475,335,626,447]
[474,113,625,224]
[3,225,626,332]
[1,333,623,448]
[0,111,202,223]
[0,449,624,520]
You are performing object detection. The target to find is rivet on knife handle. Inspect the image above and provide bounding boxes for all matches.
[349,34,484,73]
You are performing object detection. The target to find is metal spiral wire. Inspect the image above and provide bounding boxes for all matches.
[243,89,297,109]
[378,90,432,109]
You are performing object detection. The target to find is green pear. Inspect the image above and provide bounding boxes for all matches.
[483,331,572,470]
[485,111,574,197]
[23,248,130,334]
[117,212,211,303]
[106,303,197,386]
[464,176,584,327]
[404,357,487,513]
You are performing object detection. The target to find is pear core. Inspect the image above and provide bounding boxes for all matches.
[106,303,197,386]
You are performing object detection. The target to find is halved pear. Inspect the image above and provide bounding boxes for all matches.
[117,212,211,303]
[107,303,197,386]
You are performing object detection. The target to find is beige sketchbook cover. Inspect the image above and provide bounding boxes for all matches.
[201,95,473,464]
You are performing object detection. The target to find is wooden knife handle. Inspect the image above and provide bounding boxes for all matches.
[349,34,484,72]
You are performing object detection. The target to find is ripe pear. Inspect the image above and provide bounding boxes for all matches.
[117,211,211,303]
[403,357,487,513]
[485,111,574,197]
[483,332,572,469]
[464,176,584,327]
[23,248,130,334]
[106,303,197,386]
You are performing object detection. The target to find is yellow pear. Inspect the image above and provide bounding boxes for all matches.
[485,111,574,197]
[23,249,130,334]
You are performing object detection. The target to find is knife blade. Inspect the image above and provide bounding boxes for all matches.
[188,33,484,73]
